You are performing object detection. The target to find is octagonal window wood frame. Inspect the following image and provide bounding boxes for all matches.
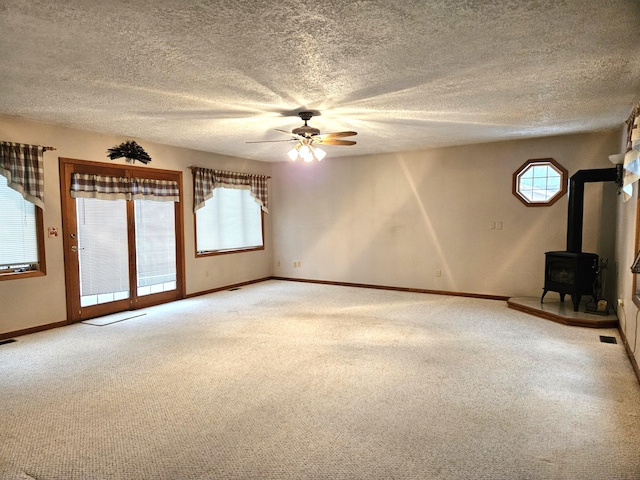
[512,157,568,207]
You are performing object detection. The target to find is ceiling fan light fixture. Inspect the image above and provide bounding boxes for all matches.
[287,147,299,161]
[302,153,314,163]
[286,142,327,162]
[299,144,310,157]
[298,144,316,162]
[273,112,356,162]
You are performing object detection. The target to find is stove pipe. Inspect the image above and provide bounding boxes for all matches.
[566,167,618,253]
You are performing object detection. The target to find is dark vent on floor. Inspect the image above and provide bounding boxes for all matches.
[0,339,16,346]
[599,335,617,344]
[229,287,241,291]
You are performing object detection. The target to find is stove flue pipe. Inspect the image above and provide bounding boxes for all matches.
[566,167,619,253]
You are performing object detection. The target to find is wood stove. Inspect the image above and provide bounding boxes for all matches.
[542,251,598,312]
[540,167,619,312]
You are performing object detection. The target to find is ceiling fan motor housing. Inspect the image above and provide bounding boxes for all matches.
[293,111,320,137]
[292,125,320,137]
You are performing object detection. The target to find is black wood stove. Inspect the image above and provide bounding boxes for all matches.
[542,251,598,311]
[541,167,619,311]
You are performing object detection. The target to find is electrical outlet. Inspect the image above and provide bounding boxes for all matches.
[205,270,209,277]
[277,260,281,267]
[435,269,442,277]
[617,298,624,307]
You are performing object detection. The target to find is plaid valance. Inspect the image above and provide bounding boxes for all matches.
[70,173,180,202]
[192,167,269,213]
[0,141,45,209]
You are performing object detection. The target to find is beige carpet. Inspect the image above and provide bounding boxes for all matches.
[1,280,639,479]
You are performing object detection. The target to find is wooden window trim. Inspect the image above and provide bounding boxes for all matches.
[512,157,568,207]
[0,202,46,281]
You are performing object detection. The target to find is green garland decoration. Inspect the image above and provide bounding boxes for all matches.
[107,140,152,164]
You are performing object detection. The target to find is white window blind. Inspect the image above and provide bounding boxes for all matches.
[135,199,176,296]
[0,175,39,270]
[196,187,263,253]
[76,197,130,306]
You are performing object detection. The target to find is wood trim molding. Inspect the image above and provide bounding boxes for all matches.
[0,193,46,281]
[270,276,510,301]
[184,277,273,298]
[0,321,67,341]
[507,299,619,329]
[0,276,537,341]
[619,324,640,385]
[0,277,272,341]
[512,157,568,207]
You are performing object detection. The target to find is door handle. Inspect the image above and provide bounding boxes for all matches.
[71,246,78,252]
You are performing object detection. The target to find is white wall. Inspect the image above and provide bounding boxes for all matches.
[614,130,640,372]
[0,115,273,335]
[0,115,626,341]
[272,130,620,298]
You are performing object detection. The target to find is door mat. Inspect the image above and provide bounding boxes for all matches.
[82,312,146,326]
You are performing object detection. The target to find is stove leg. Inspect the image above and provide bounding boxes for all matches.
[559,293,565,303]
[571,295,580,312]
[541,290,548,303]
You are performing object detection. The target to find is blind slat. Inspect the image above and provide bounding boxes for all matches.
[0,176,38,266]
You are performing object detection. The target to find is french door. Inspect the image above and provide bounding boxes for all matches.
[60,158,184,323]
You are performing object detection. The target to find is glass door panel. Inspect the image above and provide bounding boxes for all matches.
[134,199,176,297]
[76,197,130,307]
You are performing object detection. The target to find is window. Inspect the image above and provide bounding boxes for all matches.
[0,175,45,278]
[195,186,264,255]
[513,158,567,206]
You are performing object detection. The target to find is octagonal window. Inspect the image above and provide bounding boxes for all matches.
[513,158,567,206]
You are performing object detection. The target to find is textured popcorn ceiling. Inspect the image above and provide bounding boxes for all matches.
[1,0,639,162]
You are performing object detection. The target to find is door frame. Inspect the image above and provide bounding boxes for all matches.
[59,157,186,323]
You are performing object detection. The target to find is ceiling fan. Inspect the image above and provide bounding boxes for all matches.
[248,111,357,162]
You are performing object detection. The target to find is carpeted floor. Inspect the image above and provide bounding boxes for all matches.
[1,280,639,479]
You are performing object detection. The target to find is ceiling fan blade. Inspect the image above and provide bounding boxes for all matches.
[275,129,294,135]
[315,131,358,139]
[246,139,296,144]
[275,129,306,141]
[315,139,357,146]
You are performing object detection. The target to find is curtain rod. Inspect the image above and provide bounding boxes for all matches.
[188,165,270,179]
[0,141,57,152]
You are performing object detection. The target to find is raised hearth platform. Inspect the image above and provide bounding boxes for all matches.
[507,297,618,328]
